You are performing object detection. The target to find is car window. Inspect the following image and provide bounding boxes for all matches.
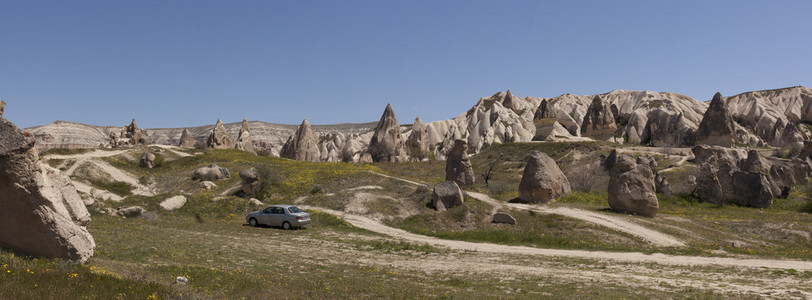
[288,206,302,213]
[272,207,284,214]
[262,208,271,214]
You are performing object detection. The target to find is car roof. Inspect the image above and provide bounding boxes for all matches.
[268,204,296,208]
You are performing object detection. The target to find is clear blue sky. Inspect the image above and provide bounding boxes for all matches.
[2,1,811,128]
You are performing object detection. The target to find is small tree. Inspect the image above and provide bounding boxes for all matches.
[482,155,506,186]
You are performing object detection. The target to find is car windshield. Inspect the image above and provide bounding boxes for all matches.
[288,206,303,213]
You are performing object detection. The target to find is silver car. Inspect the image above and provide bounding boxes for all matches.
[246,205,310,230]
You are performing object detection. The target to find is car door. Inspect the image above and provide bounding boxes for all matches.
[270,207,284,226]
[260,207,273,225]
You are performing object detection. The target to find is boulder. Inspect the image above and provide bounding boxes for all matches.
[518,151,571,203]
[239,167,260,196]
[695,150,775,208]
[432,181,464,211]
[605,151,659,217]
[492,212,516,224]
[206,119,234,149]
[201,181,217,190]
[116,206,145,218]
[368,104,407,162]
[0,115,95,263]
[159,196,187,211]
[235,118,253,152]
[532,100,559,141]
[405,117,429,161]
[193,164,230,181]
[248,198,263,206]
[695,93,736,147]
[139,152,156,169]
[636,155,658,168]
[655,172,672,196]
[691,145,748,166]
[178,128,196,148]
[280,119,321,162]
[580,95,617,140]
[445,140,475,185]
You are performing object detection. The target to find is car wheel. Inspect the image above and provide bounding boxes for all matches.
[249,218,258,227]
[282,221,291,230]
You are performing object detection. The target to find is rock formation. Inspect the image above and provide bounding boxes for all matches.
[655,172,672,196]
[518,151,571,203]
[693,147,789,208]
[116,206,144,218]
[638,108,696,147]
[502,89,519,111]
[605,150,659,217]
[695,93,736,147]
[432,181,464,211]
[239,167,260,196]
[235,118,253,152]
[405,117,429,161]
[0,113,95,263]
[580,95,617,140]
[159,196,187,211]
[492,212,516,224]
[445,140,475,185]
[206,119,234,149]
[139,152,155,168]
[193,164,230,181]
[368,104,407,162]
[280,119,320,162]
[112,119,153,147]
[178,128,196,148]
[532,100,558,141]
[726,86,812,147]
[0,100,4,117]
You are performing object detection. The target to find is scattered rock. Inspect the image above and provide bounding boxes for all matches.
[605,150,659,217]
[655,172,673,196]
[175,276,189,285]
[248,198,263,206]
[695,92,736,147]
[445,140,475,185]
[235,118,253,152]
[518,151,571,203]
[432,181,464,211]
[201,181,217,190]
[580,95,617,140]
[0,115,95,263]
[159,196,187,210]
[206,119,234,149]
[280,119,321,162]
[193,164,230,181]
[694,149,774,208]
[492,212,516,224]
[116,206,145,218]
[368,103,407,162]
[178,128,196,148]
[139,152,156,169]
[239,167,260,196]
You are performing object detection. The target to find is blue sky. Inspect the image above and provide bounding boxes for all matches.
[2,1,810,128]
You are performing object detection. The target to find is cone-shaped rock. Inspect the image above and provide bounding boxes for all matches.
[532,100,558,141]
[695,93,736,147]
[280,119,321,162]
[445,140,475,185]
[405,117,429,161]
[502,90,518,111]
[368,103,407,162]
[178,128,196,148]
[518,151,571,203]
[235,118,253,151]
[606,150,659,217]
[206,119,234,149]
[0,114,95,263]
[581,95,617,140]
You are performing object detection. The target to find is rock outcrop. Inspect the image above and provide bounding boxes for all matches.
[518,151,571,203]
[695,93,737,147]
[193,164,230,181]
[502,89,519,111]
[532,100,559,141]
[638,108,697,147]
[178,128,196,148]
[160,196,187,211]
[239,167,260,196]
[112,119,153,147]
[445,140,475,185]
[280,119,320,162]
[368,104,407,162]
[580,95,617,140]
[492,212,516,224]
[405,117,429,161]
[235,118,253,152]
[432,181,464,211]
[139,152,155,168]
[116,206,145,218]
[206,119,234,149]
[0,114,95,263]
[726,86,812,147]
[605,150,659,217]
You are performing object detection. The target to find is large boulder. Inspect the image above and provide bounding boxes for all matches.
[368,103,407,162]
[605,151,659,217]
[239,167,260,196]
[694,149,780,208]
[432,181,464,211]
[193,164,230,181]
[160,196,187,211]
[280,119,321,162]
[139,152,156,169]
[0,115,95,263]
[235,118,253,152]
[695,92,737,147]
[492,212,516,224]
[445,140,475,185]
[580,95,617,140]
[206,119,234,149]
[405,117,429,161]
[178,128,196,148]
[532,100,558,141]
[518,151,571,203]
